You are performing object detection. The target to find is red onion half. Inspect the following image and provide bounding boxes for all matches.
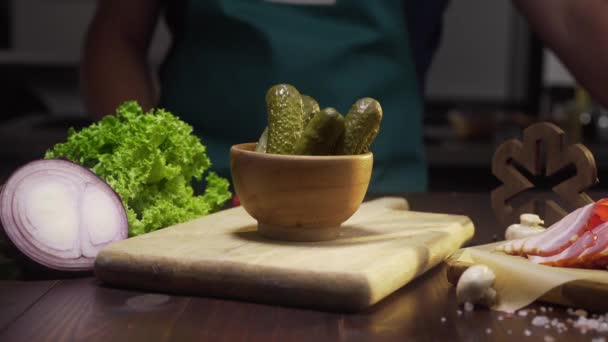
[0,159,128,271]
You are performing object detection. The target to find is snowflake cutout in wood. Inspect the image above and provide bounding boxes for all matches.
[491,122,598,227]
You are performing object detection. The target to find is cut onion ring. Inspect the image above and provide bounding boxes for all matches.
[0,159,128,271]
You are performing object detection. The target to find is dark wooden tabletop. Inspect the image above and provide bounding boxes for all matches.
[1,193,607,342]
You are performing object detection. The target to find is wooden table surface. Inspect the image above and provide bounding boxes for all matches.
[1,193,607,342]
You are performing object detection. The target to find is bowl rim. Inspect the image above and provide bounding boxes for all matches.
[231,142,373,161]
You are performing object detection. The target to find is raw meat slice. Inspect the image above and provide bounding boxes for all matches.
[497,199,608,269]
[575,224,608,266]
[521,203,596,256]
[496,203,594,256]
[527,223,607,266]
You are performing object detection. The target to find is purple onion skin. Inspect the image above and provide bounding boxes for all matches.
[0,159,128,277]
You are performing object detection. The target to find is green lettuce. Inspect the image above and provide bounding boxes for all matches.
[46,101,231,236]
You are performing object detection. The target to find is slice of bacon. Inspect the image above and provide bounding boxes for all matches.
[496,203,595,256]
[574,224,608,267]
[497,198,608,269]
[522,203,597,256]
[497,236,527,256]
[527,223,608,267]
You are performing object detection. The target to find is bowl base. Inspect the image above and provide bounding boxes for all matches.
[257,223,340,242]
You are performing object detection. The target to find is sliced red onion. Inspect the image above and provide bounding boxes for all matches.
[0,159,128,271]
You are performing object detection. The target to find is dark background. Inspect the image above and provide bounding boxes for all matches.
[0,0,606,193]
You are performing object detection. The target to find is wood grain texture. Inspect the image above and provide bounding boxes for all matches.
[162,263,608,341]
[95,197,474,311]
[2,267,599,342]
[2,193,607,341]
[0,280,57,331]
[231,142,373,241]
[0,278,190,342]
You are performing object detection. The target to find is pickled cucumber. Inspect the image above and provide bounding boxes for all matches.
[302,95,320,126]
[336,98,383,155]
[255,127,268,152]
[293,108,345,155]
[266,84,305,154]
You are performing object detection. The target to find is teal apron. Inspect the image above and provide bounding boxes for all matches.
[159,0,427,193]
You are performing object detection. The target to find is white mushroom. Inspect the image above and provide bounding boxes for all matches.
[520,213,544,226]
[505,213,546,240]
[456,264,497,307]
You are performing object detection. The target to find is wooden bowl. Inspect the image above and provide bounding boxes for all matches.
[230,143,373,242]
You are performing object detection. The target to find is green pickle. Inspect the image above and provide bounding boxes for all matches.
[258,84,382,156]
[336,97,383,155]
[265,84,305,154]
[255,127,268,153]
[293,107,345,155]
[302,95,320,126]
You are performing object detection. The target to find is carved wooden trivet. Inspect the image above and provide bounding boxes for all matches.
[491,122,598,227]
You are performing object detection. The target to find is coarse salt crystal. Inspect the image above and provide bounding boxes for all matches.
[498,316,504,321]
[540,306,547,313]
[543,335,555,342]
[486,328,492,334]
[575,316,601,331]
[532,316,550,327]
[507,329,512,335]
[524,329,532,336]
[441,317,446,323]
[591,338,606,342]
[548,307,554,312]
[456,310,463,316]
[518,310,529,317]
[574,317,586,327]
[574,309,588,317]
[464,302,474,312]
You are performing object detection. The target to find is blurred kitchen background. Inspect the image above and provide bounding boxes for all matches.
[1,0,606,192]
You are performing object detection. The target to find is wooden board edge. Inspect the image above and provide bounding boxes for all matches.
[364,218,475,308]
[94,255,375,313]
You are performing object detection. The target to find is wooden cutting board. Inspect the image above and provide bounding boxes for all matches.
[95,197,474,311]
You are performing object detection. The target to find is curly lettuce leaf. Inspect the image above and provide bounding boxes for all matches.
[46,101,231,236]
